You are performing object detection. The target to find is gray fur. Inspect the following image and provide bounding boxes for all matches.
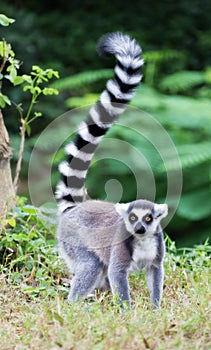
[57,199,167,308]
[56,32,168,308]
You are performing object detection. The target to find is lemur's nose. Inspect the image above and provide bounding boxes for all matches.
[135,223,146,234]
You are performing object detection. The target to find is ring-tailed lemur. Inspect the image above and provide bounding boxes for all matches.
[55,32,168,308]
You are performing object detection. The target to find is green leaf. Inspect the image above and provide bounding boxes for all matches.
[32,65,41,73]
[23,85,30,92]
[13,76,25,86]
[6,66,17,82]
[0,14,15,27]
[42,87,59,95]
[34,112,42,118]
[34,86,42,94]
[25,124,31,136]
[22,75,33,84]
[22,206,38,214]
[7,217,16,228]
[52,71,59,79]
[0,92,11,108]
[0,40,14,57]
[27,112,43,125]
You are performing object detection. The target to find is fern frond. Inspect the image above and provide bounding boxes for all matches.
[158,142,211,172]
[133,86,211,132]
[178,188,211,220]
[143,50,184,63]
[160,71,205,93]
[50,69,113,91]
[66,93,98,108]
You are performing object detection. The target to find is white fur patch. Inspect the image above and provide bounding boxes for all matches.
[106,80,135,100]
[115,65,141,85]
[58,200,75,213]
[69,187,84,197]
[154,203,168,219]
[115,202,129,215]
[100,91,126,116]
[55,180,68,199]
[116,54,144,69]
[129,235,157,272]
[58,161,87,178]
[55,178,84,198]
[78,121,102,144]
[89,105,113,128]
[65,143,93,161]
[58,161,71,177]
[69,169,87,178]
[132,57,144,69]
[131,208,149,219]
[116,54,133,67]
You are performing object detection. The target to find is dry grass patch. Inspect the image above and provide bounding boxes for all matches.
[0,252,210,350]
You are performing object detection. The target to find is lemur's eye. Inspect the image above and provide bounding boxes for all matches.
[129,213,138,222]
[144,215,153,223]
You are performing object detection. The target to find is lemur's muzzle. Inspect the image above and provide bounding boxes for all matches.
[135,223,146,234]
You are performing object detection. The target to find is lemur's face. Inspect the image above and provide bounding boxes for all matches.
[115,200,168,236]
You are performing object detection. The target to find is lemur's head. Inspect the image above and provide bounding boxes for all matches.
[115,199,168,236]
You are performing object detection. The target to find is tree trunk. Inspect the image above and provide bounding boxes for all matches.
[0,109,15,221]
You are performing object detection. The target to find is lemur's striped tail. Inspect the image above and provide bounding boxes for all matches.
[55,32,144,213]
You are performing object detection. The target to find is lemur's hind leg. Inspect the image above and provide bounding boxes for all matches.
[68,252,104,303]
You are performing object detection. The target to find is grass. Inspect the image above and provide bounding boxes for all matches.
[0,204,210,350]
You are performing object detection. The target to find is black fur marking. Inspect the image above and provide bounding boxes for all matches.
[107,90,129,104]
[116,60,126,71]
[134,52,142,59]
[61,174,68,187]
[61,194,83,203]
[67,154,73,163]
[74,135,96,153]
[62,206,76,213]
[127,66,141,75]
[86,115,109,137]
[114,73,138,93]
[116,60,141,75]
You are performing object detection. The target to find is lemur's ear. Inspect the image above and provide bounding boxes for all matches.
[154,203,168,220]
[115,203,130,217]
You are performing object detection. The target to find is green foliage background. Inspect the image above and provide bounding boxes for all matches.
[1,0,211,246]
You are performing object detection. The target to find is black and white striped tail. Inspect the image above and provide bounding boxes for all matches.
[55,32,144,213]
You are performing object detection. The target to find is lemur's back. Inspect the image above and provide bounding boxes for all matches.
[57,200,128,265]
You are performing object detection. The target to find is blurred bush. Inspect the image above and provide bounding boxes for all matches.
[1,0,211,245]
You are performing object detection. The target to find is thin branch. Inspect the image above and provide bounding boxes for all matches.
[13,119,25,194]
